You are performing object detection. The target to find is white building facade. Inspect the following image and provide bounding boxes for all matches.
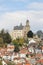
[10,20,30,40]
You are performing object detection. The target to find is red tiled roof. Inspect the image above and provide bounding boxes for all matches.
[25,63,31,65]
[36,53,42,58]
[37,59,43,63]
[42,47,43,49]
[19,48,27,54]
[16,63,22,65]
[39,59,43,63]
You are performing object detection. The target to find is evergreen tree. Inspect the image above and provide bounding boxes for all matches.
[27,30,33,38]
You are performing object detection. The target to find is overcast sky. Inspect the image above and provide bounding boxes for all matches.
[0,0,43,32]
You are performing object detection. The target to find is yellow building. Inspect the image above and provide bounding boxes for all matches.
[10,20,30,40]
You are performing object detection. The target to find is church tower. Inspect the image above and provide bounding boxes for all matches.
[26,20,29,26]
[23,20,30,38]
[26,20,30,32]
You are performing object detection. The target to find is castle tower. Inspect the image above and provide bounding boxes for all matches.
[26,20,29,26]
[26,20,30,32]
[23,20,30,38]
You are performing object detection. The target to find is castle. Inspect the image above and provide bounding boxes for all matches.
[10,20,30,40]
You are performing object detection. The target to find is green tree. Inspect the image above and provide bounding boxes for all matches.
[0,61,2,65]
[14,45,20,52]
[27,30,33,38]
[13,38,24,46]
[0,29,12,44]
[12,39,19,46]
[0,38,3,44]
[3,32,12,43]
[26,54,28,57]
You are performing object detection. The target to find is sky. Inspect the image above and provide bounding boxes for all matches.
[0,0,43,32]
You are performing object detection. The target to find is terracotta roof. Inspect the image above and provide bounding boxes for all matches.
[19,48,27,54]
[16,63,22,65]
[25,63,31,65]
[27,52,32,55]
[37,59,43,64]
[36,53,42,58]
[14,57,20,60]
[42,47,43,49]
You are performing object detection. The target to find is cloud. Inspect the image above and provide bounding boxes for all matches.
[0,11,43,32]
[27,2,43,10]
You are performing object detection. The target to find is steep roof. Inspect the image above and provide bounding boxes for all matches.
[14,24,24,30]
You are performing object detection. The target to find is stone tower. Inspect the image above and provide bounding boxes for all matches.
[26,20,29,26]
[26,20,30,32]
[23,20,30,38]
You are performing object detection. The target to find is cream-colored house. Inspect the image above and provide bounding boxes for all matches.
[10,20,30,40]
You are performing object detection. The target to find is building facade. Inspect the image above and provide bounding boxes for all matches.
[10,20,30,40]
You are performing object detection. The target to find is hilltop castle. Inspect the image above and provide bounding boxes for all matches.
[10,20,30,40]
